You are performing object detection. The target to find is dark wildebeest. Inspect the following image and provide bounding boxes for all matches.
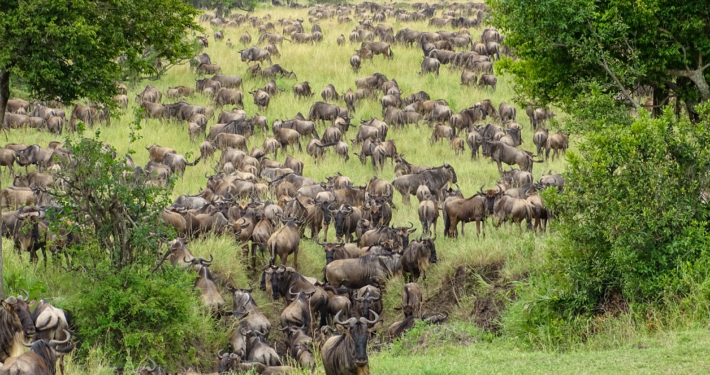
[488,141,541,173]
[393,164,457,204]
[355,73,388,91]
[359,41,393,59]
[350,54,361,73]
[321,310,378,375]
[402,237,437,282]
[307,102,348,125]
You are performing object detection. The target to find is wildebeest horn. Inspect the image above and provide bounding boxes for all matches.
[22,339,34,347]
[479,184,485,194]
[17,289,29,302]
[277,324,289,331]
[361,310,380,325]
[289,286,298,296]
[334,310,357,326]
[48,330,72,347]
[218,349,228,359]
[406,221,414,229]
[145,359,157,372]
[184,256,197,264]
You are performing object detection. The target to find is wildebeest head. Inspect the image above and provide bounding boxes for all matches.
[333,309,378,367]
[420,236,438,264]
[480,185,501,214]
[318,239,345,265]
[353,286,381,320]
[229,287,255,319]
[443,163,458,184]
[364,199,382,226]
[394,222,417,249]
[330,204,353,238]
[217,351,242,373]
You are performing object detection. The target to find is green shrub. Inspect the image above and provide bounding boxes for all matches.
[69,265,219,369]
[540,104,710,313]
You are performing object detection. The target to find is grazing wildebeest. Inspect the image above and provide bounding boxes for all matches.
[443,189,488,238]
[487,140,541,173]
[546,130,569,161]
[420,57,441,77]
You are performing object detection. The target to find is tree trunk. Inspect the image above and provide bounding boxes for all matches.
[653,85,668,118]
[0,70,8,300]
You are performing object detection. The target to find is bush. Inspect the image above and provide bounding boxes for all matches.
[70,264,221,369]
[540,104,710,315]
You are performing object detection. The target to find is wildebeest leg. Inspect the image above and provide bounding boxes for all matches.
[460,222,465,236]
[476,220,481,238]
[496,160,503,173]
[421,220,427,235]
[293,248,299,270]
[251,243,258,269]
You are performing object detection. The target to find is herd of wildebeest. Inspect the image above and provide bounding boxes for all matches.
[0,1,569,374]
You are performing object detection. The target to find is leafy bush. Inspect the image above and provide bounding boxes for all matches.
[70,265,220,369]
[541,104,710,314]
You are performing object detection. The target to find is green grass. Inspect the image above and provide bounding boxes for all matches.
[5,2,703,374]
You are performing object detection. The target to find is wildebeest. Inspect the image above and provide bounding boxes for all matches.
[488,141,541,173]
[350,54,361,73]
[190,257,225,311]
[307,102,348,125]
[214,88,244,109]
[492,195,535,232]
[321,84,341,102]
[267,215,302,269]
[533,127,548,156]
[251,89,271,112]
[478,74,497,90]
[546,130,569,161]
[240,31,252,44]
[499,101,516,123]
[197,63,222,75]
[0,331,73,375]
[293,82,313,99]
[418,198,439,236]
[359,41,393,59]
[0,293,36,362]
[400,283,422,318]
[443,190,488,238]
[420,57,441,77]
[145,144,176,163]
[402,237,437,282]
[240,46,272,64]
[321,311,378,375]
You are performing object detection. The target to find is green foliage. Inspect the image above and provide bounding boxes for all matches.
[540,104,710,314]
[0,0,201,106]
[69,265,217,369]
[50,113,175,270]
[488,0,710,109]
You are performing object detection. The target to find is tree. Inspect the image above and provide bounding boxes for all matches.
[196,0,256,17]
[0,0,201,124]
[541,103,710,312]
[490,0,710,117]
[48,121,176,270]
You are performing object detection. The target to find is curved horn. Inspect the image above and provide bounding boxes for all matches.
[479,184,485,194]
[22,339,34,347]
[18,289,29,302]
[407,221,414,229]
[146,359,157,372]
[48,330,72,347]
[361,309,380,325]
[218,349,227,359]
[289,286,298,296]
[333,310,357,326]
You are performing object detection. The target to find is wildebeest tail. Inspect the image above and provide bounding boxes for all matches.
[307,103,316,121]
[442,201,450,236]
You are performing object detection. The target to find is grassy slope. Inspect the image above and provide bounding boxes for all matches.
[5,1,706,373]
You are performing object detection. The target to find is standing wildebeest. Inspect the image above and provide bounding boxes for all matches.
[267,216,302,269]
[546,130,569,161]
[250,89,271,112]
[197,63,222,75]
[400,283,423,318]
[420,57,441,77]
[359,41,393,59]
[350,54,361,73]
[479,74,497,90]
[321,311,378,375]
[418,198,439,235]
[461,70,477,86]
[499,101,516,123]
[402,237,437,282]
[443,190,488,238]
[307,102,348,125]
[492,195,535,232]
[214,88,244,109]
[145,144,176,163]
[240,31,252,44]
[393,164,458,204]
[240,46,272,64]
[212,74,243,89]
[321,84,340,102]
[293,82,313,99]
[488,141,541,173]
[533,128,549,157]
[355,73,388,91]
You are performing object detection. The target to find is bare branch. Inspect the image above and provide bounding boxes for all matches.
[599,53,640,109]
